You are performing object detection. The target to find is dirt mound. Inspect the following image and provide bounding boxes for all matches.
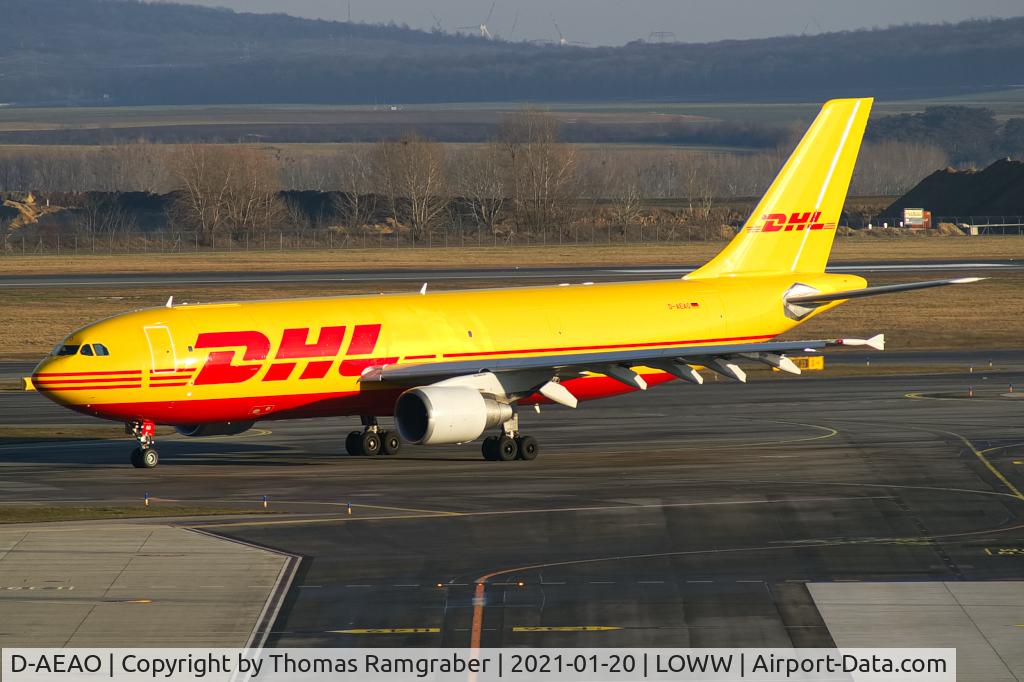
[934,222,966,235]
[1,197,66,232]
[885,158,1024,218]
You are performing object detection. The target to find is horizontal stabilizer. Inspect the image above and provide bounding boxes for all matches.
[785,277,984,306]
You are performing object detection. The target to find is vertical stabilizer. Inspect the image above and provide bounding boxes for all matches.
[687,98,872,278]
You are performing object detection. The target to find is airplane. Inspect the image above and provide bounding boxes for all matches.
[31,97,981,469]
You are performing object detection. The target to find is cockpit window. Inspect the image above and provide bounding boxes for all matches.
[94,343,110,356]
[80,345,94,356]
[56,345,80,356]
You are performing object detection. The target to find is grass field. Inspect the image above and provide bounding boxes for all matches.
[2,88,1022,135]
[0,105,709,134]
[2,236,1022,275]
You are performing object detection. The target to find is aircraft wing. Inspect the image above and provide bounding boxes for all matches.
[360,335,884,388]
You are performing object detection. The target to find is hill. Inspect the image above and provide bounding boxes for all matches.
[2,0,1024,106]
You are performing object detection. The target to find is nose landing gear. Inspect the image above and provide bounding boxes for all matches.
[127,420,159,469]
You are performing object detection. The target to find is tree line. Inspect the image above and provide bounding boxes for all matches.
[5,0,1024,105]
[869,106,1024,164]
[0,111,951,243]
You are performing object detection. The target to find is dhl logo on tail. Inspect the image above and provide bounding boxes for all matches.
[746,211,837,233]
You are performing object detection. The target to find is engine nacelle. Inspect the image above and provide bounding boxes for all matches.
[175,421,255,438]
[395,386,513,445]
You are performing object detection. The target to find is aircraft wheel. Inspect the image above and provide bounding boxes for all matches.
[516,435,539,461]
[381,431,401,456]
[360,430,382,457]
[345,431,363,456]
[496,435,518,462]
[132,447,159,469]
[481,436,499,461]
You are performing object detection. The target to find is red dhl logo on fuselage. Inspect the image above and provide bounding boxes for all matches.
[192,324,396,386]
[746,211,836,233]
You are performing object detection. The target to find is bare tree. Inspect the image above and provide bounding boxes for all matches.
[587,150,644,233]
[0,152,29,192]
[78,194,137,235]
[102,140,170,193]
[851,141,949,196]
[167,144,285,240]
[610,179,642,233]
[0,211,12,252]
[450,143,506,233]
[372,134,448,239]
[682,153,716,228]
[333,147,378,232]
[499,108,579,236]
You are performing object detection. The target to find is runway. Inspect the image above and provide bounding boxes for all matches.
[0,261,1018,288]
[2,367,1023,648]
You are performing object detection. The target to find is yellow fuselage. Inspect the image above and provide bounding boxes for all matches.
[33,271,863,426]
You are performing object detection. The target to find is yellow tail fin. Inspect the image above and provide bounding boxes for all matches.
[687,97,873,279]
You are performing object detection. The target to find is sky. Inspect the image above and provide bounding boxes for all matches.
[166,0,1024,46]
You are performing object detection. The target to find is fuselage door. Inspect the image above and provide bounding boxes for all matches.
[144,325,178,374]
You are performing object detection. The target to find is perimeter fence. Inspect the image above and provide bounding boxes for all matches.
[0,222,733,257]
[3,216,1023,257]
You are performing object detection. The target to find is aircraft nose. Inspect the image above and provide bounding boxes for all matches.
[32,356,75,403]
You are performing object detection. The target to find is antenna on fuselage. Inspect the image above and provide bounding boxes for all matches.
[420,283,428,295]
[165,296,174,308]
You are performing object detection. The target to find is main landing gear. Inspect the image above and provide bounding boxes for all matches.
[346,417,402,457]
[481,412,539,462]
[127,419,159,469]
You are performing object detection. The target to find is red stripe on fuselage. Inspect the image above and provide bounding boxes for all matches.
[43,384,142,391]
[35,376,146,385]
[34,370,142,378]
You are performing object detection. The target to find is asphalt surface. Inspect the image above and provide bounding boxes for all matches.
[0,261,1018,288]
[2,366,1023,648]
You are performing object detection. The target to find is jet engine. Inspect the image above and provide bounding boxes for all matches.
[175,421,255,437]
[395,386,513,444]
